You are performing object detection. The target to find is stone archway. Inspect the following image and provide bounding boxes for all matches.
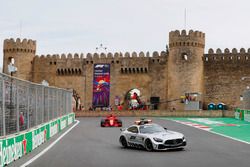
[124,88,145,110]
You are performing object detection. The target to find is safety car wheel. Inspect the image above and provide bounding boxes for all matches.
[120,136,128,148]
[145,139,154,151]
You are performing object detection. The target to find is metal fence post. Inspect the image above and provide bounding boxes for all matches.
[56,90,59,118]
[2,78,6,136]
[42,87,44,123]
[27,86,30,129]
[65,92,67,114]
[48,88,51,120]
[16,82,20,133]
[35,86,38,126]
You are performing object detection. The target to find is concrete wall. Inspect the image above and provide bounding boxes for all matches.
[75,110,234,117]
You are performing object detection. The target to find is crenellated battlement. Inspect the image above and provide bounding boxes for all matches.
[3,29,248,111]
[35,51,167,60]
[204,48,250,63]
[169,29,205,49]
[207,48,250,54]
[169,29,205,39]
[3,38,36,53]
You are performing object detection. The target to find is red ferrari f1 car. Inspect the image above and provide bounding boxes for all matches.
[101,114,122,127]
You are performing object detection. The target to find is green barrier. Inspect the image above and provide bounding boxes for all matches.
[235,108,241,119]
[244,110,250,122]
[0,113,75,167]
[234,108,250,123]
[235,108,244,120]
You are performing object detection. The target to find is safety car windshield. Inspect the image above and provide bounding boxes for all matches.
[139,124,165,134]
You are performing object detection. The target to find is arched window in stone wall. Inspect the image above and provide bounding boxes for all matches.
[64,69,67,75]
[61,69,64,75]
[79,69,82,75]
[137,68,139,73]
[145,68,148,73]
[125,68,127,73]
[57,69,60,75]
[129,68,131,73]
[121,68,124,73]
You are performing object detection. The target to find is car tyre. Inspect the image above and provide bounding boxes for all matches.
[120,136,128,148]
[117,119,122,127]
[145,139,154,151]
[101,119,105,127]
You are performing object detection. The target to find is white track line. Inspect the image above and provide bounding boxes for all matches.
[171,119,250,145]
[20,120,80,167]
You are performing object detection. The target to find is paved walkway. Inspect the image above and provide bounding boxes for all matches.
[161,117,250,144]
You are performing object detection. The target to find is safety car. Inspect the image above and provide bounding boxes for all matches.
[119,119,186,151]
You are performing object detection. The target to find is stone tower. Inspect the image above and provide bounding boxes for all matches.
[168,30,205,110]
[3,38,36,80]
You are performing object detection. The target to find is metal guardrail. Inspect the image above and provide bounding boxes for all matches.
[0,73,72,136]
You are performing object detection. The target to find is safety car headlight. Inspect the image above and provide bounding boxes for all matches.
[182,137,186,141]
[153,138,163,142]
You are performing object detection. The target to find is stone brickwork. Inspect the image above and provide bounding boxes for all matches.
[3,29,250,110]
[3,38,36,81]
[168,30,205,110]
[204,48,250,109]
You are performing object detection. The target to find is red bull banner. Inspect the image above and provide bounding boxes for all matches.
[93,64,110,108]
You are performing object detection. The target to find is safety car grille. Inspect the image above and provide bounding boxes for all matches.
[165,139,183,145]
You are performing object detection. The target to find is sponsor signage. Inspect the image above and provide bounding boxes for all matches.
[93,64,110,108]
[0,113,75,167]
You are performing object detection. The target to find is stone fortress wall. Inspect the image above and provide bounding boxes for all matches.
[204,48,250,109]
[168,30,205,110]
[3,29,250,110]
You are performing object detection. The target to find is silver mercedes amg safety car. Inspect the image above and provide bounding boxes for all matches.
[119,119,186,151]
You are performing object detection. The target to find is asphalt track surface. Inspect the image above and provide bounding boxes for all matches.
[10,117,250,167]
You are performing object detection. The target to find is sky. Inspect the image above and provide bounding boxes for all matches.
[1,0,250,68]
